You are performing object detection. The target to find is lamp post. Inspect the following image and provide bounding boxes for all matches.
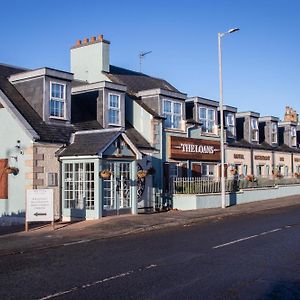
[218,28,239,209]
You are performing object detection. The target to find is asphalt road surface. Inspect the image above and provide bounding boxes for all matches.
[1,204,300,300]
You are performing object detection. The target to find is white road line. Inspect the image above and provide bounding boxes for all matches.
[63,240,90,246]
[213,227,283,249]
[38,264,158,300]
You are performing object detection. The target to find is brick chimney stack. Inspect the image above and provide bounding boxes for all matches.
[284,106,298,123]
[70,34,110,83]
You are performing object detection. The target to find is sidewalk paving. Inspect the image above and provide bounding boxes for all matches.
[0,195,300,257]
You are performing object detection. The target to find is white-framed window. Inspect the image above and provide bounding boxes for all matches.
[163,99,182,130]
[266,165,270,176]
[251,118,259,142]
[202,163,215,178]
[291,126,297,146]
[64,162,95,210]
[108,93,121,125]
[47,173,58,187]
[256,165,263,177]
[226,113,235,135]
[242,165,248,176]
[271,123,278,144]
[50,82,66,118]
[199,107,216,133]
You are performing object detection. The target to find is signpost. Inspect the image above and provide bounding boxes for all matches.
[26,189,54,232]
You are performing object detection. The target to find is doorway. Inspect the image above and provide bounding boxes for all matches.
[102,161,132,215]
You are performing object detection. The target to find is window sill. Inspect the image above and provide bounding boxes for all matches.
[164,128,186,133]
[49,116,67,121]
[201,132,219,137]
[108,123,122,127]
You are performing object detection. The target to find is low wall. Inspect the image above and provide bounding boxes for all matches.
[173,184,300,210]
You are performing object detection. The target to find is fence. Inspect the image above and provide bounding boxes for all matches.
[171,176,300,194]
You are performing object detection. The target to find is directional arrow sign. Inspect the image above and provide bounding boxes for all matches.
[26,189,54,222]
[34,212,47,217]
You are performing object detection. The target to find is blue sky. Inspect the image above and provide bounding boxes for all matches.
[1,0,300,119]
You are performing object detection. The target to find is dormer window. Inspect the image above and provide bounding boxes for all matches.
[291,126,297,146]
[199,107,216,133]
[226,113,235,135]
[271,123,278,144]
[50,82,66,118]
[163,99,182,129]
[251,118,258,141]
[108,93,121,125]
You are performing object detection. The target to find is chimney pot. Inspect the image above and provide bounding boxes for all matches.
[83,38,89,44]
[98,34,104,42]
[76,40,82,46]
[91,36,96,43]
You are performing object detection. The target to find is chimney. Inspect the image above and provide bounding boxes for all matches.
[284,106,298,123]
[70,34,110,83]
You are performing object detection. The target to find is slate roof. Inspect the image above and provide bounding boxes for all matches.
[129,94,164,119]
[125,122,155,150]
[227,138,300,153]
[105,65,180,95]
[58,130,120,156]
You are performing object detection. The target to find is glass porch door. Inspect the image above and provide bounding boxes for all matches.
[103,162,131,215]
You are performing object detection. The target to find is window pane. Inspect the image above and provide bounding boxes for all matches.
[163,101,171,113]
[199,107,206,119]
[208,109,215,121]
[173,115,181,129]
[251,118,258,129]
[109,94,119,108]
[165,115,172,128]
[173,103,181,114]
[109,109,119,124]
[227,114,234,126]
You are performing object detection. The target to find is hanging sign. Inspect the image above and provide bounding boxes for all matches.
[169,136,220,161]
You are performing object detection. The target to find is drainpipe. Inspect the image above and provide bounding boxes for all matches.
[187,123,196,177]
[291,152,294,176]
[250,146,254,175]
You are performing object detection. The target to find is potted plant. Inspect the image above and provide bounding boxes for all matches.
[147,167,156,175]
[137,169,148,179]
[99,169,112,179]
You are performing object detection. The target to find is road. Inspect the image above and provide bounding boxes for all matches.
[1,204,300,300]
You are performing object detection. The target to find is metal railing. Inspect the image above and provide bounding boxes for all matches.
[171,176,300,194]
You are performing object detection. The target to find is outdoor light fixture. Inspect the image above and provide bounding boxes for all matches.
[218,27,240,209]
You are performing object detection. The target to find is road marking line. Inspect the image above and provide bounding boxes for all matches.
[213,227,283,249]
[63,240,90,246]
[38,264,158,300]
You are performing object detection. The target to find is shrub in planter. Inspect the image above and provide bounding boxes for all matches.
[100,169,112,179]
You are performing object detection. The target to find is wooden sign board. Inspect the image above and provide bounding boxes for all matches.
[169,136,221,161]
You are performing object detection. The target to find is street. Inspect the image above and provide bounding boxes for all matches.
[1,204,300,300]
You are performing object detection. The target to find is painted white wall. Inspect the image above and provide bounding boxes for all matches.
[0,108,32,223]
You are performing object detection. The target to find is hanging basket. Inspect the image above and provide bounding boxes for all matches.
[137,170,148,179]
[147,167,156,175]
[100,169,112,179]
[5,167,19,175]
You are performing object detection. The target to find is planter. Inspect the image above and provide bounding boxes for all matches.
[5,167,19,175]
[147,167,156,175]
[137,170,148,179]
[100,169,112,179]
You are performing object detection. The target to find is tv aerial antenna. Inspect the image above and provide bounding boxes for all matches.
[139,50,152,72]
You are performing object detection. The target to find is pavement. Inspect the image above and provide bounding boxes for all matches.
[0,195,300,257]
